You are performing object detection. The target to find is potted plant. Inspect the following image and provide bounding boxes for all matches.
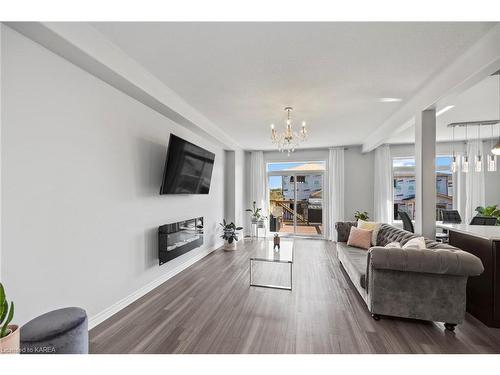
[246,201,267,227]
[220,220,243,251]
[0,283,18,354]
[475,205,500,225]
[354,211,369,221]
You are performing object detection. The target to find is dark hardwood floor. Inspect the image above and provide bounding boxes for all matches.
[90,238,500,354]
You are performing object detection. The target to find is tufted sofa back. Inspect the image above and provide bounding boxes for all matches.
[335,222,457,251]
[376,224,415,246]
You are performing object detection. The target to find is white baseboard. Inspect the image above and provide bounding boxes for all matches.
[88,242,222,330]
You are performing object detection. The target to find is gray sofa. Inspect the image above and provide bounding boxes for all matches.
[335,222,484,331]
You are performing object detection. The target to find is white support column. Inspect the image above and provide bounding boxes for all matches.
[415,109,436,238]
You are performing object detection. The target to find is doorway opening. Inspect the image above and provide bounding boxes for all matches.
[267,161,325,237]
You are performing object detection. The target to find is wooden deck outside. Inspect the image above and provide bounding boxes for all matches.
[279,223,323,235]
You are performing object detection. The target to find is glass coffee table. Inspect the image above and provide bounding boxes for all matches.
[250,239,294,290]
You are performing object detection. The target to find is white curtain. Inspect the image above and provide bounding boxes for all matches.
[453,150,467,221]
[373,145,393,224]
[326,147,344,241]
[464,140,485,224]
[249,151,268,228]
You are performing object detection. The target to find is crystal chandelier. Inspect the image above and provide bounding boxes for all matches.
[270,107,308,155]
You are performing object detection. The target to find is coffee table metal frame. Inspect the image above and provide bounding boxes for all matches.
[249,251,293,291]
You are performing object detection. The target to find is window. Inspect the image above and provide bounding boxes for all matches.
[393,156,453,220]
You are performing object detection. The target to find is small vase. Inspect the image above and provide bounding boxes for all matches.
[224,240,237,251]
[0,325,20,355]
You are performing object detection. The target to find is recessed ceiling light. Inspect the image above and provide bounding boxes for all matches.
[379,97,403,103]
[436,105,455,117]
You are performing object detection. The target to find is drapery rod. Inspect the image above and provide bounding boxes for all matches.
[447,120,500,128]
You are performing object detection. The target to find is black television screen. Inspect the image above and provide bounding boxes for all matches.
[160,134,215,194]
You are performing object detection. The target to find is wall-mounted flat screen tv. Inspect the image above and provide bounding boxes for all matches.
[160,134,215,194]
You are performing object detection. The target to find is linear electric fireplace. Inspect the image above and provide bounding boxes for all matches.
[158,217,204,266]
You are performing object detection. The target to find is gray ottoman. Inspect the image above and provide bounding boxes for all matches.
[20,307,88,354]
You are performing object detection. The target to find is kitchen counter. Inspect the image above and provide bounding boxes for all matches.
[436,222,500,241]
[439,223,500,328]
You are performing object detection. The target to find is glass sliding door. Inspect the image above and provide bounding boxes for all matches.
[267,162,325,237]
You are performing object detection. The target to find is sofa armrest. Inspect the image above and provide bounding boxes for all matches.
[335,221,357,242]
[367,246,484,276]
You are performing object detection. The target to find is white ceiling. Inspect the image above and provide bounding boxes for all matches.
[386,74,500,144]
[91,22,496,150]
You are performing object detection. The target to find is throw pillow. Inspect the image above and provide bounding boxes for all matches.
[402,237,426,250]
[384,241,402,248]
[357,219,381,246]
[347,226,373,250]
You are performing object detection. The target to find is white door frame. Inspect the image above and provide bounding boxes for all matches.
[267,167,325,238]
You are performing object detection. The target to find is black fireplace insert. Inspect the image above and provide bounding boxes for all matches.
[158,217,204,265]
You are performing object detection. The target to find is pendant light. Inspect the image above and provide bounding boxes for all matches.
[493,130,500,155]
[451,125,457,173]
[475,125,483,172]
[462,124,469,173]
[492,73,500,156]
[487,124,497,172]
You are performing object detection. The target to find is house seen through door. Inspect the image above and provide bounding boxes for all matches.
[267,161,325,237]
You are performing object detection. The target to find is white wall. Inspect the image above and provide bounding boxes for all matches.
[344,146,374,221]
[1,26,225,326]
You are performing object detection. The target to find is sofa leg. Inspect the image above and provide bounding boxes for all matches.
[371,314,381,321]
[444,323,456,332]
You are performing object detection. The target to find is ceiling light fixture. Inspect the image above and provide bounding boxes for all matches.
[436,105,455,117]
[475,125,482,172]
[270,107,308,156]
[378,97,402,103]
[462,124,469,173]
[451,125,457,173]
[488,124,497,172]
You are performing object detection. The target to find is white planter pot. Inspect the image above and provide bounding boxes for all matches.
[224,240,237,251]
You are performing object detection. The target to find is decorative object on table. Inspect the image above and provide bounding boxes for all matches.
[269,106,308,155]
[20,307,88,354]
[273,233,280,250]
[474,205,500,225]
[220,220,243,251]
[0,282,18,354]
[354,211,369,221]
